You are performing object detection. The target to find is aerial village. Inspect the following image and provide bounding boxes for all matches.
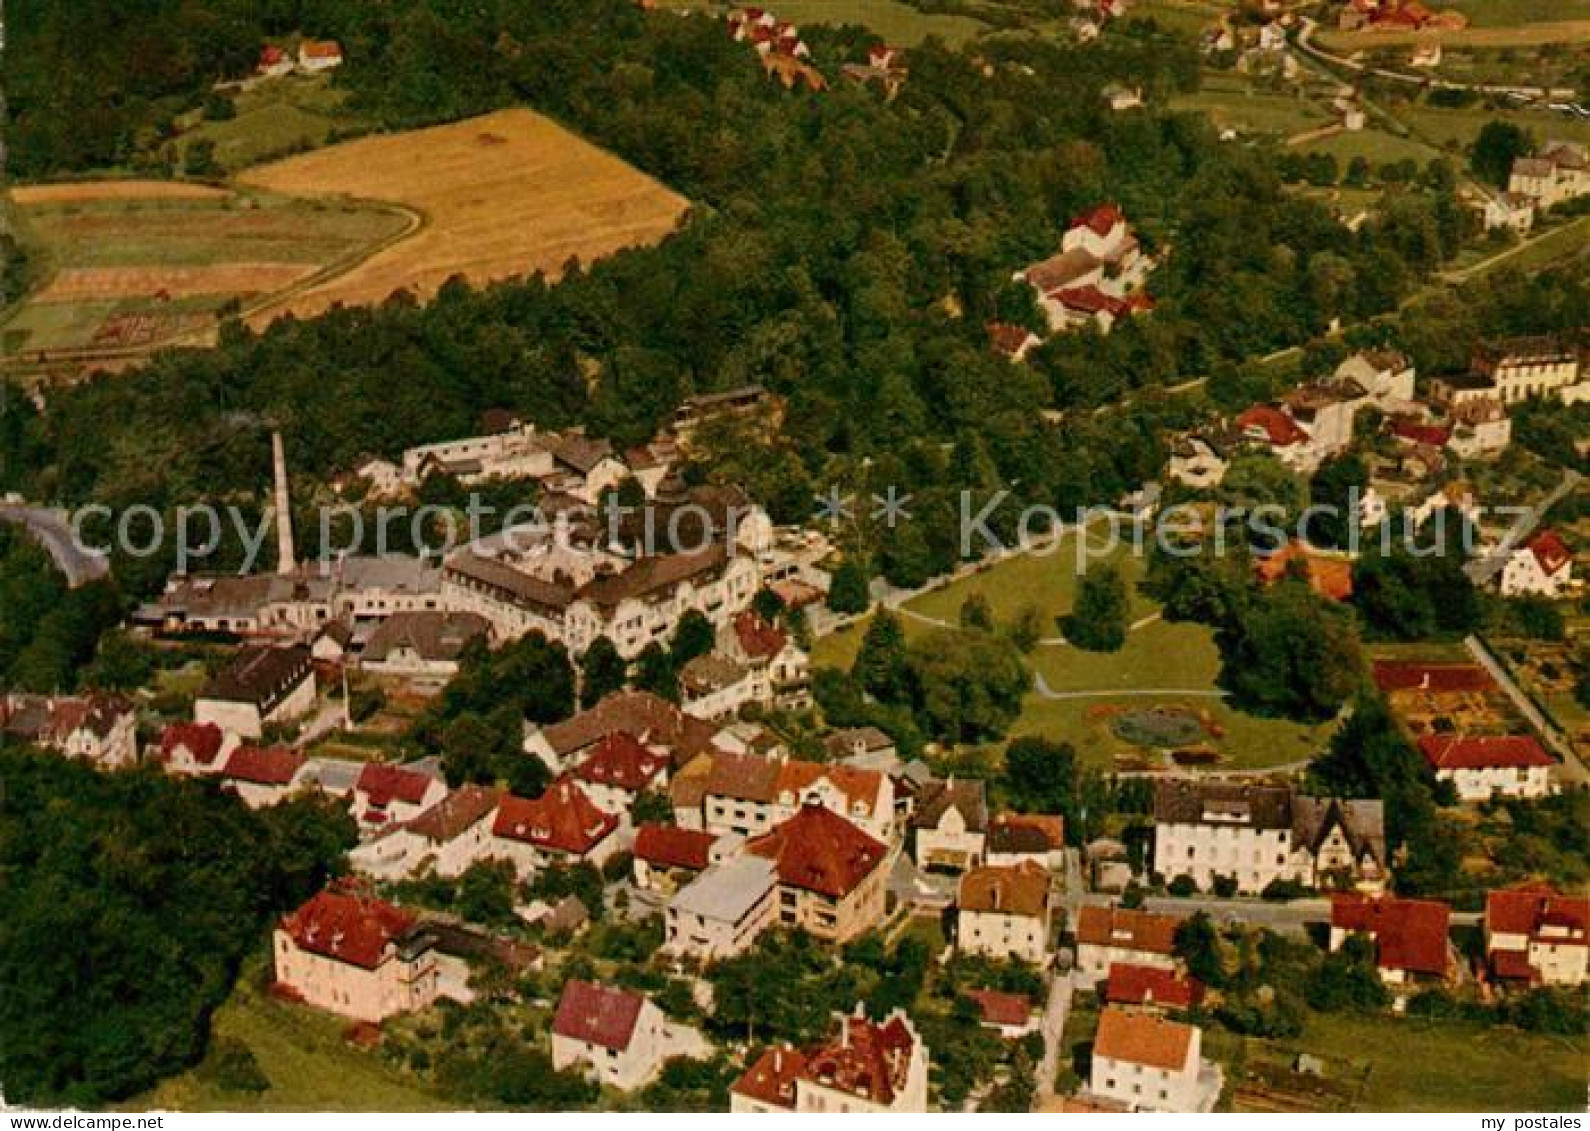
[1,0,1587,1116]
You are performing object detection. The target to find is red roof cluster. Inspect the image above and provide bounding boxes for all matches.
[572,731,669,792]
[1053,285,1153,320]
[1417,734,1553,771]
[492,780,617,855]
[1487,882,1590,943]
[357,763,438,808]
[1331,893,1451,976]
[747,801,887,899]
[1105,962,1204,1010]
[802,1013,916,1105]
[1236,404,1309,447]
[159,722,225,768]
[1370,659,1494,694]
[1389,419,1452,448]
[733,609,789,660]
[552,980,644,1051]
[280,888,418,970]
[634,822,717,872]
[733,1045,809,1110]
[222,745,304,786]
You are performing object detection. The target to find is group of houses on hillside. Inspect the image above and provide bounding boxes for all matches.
[1485,142,1590,234]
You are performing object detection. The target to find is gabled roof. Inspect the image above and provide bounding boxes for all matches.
[988,812,1064,854]
[775,760,884,818]
[539,690,719,766]
[1071,202,1125,237]
[403,784,502,843]
[551,980,644,1051]
[279,888,419,970]
[159,722,225,767]
[1075,905,1181,955]
[986,321,1039,357]
[1524,530,1572,576]
[362,611,490,664]
[1235,404,1309,447]
[222,745,305,786]
[802,1012,917,1105]
[1486,882,1589,943]
[733,609,789,660]
[1093,1007,1194,1072]
[963,988,1033,1028]
[492,781,617,855]
[1154,778,1292,830]
[747,801,888,899]
[571,730,669,793]
[1331,893,1451,975]
[910,778,988,833]
[733,1045,808,1110]
[634,822,718,871]
[201,645,313,707]
[1417,734,1554,771]
[1105,963,1204,1009]
[958,861,1051,918]
[703,749,782,803]
[357,762,440,808]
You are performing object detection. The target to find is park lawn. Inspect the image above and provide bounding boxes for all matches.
[1217,1013,1587,1112]
[178,74,372,173]
[1396,104,1590,152]
[133,971,451,1112]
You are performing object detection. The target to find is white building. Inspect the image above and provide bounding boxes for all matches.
[273,888,439,1023]
[1416,734,1554,802]
[1087,1007,1221,1113]
[1074,906,1182,981]
[551,981,707,1092]
[1333,349,1416,407]
[663,855,778,963]
[350,785,503,880]
[487,780,623,879]
[910,778,988,872]
[1508,142,1590,211]
[0,693,138,769]
[1499,530,1574,598]
[1485,883,1589,988]
[731,1008,930,1114]
[956,862,1052,965]
[193,645,316,739]
[1473,337,1583,405]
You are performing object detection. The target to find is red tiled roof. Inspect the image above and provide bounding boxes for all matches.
[1075,906,1181,955]
[747,801,887,899]
[492,781,617,855]
[1093,1007,1194,1072]
[986,321,1037,357]
[1490,948,1539,982]
[572,731,669,793]
[1526,529,1572,576]
[222,745,304,786]
[775,760,884,818]
[1331,893,1451,975]
[803,1013,916,1105]
[357,762,438,808]
[1370,660,1494,694]
[539,690,718,767]
[964,988,1032,1028]
[1105,963,1203,1009]
[1236,404,1309,447]
[551,980,644,1051]
[634,822,717,871]
[159,722,225,767]
[259,45,286,65]
[1418,734,1554,771]
[1486,882,1589,943]
[1254,541,1354,601]
[1389,419,1451,448]
[1072,203,1125,238]
[733,609,788,660]
[301,38,342,59]
[279,888,417,970]
[733,1045,807,1110]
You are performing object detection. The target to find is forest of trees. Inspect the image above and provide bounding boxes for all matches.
[0,752,356,1105]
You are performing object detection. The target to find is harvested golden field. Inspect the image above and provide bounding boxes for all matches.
[239,108,690,322]
[1318,20,1590,49]
[35,263,317,303]
[11,180,229,204]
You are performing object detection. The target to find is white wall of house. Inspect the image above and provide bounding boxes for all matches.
[272,930,438,1023]
[959,908,1048,965]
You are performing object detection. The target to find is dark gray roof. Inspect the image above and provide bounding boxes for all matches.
[200,645,313,710]
[1153,778,1293,831]
[910,778,988,833]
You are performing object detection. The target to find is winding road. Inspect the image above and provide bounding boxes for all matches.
[0,503,109,586]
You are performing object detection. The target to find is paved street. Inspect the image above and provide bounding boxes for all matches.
[0,503,110,587]
[1031,970,1074,1110]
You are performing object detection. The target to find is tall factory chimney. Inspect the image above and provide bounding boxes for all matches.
[272,431,296,576]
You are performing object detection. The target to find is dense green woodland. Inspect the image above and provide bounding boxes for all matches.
[9,0,1581,594]
[0,750,355,1104]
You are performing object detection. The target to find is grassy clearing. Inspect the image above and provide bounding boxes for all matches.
[662,0,988,45]
[133,968,450,1112]
[1395,105,1590,153]
[178,75,371,173]
[1443,0,1590,27]
[1450,215,1590,281]
[1170,90,1330,136]
[1317,20,1590,50]
[1213,1013,1587,1112]
[1297,126,1440,167]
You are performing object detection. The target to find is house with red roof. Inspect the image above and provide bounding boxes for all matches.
[1417,734,1554,803]
[1087,1006,1221,1112]
[488,779,622,879]
[352,762,448,832]
[1075,905,1184,980]
[296,38,344,73]
[569,730,671,815]
[1105,963,1204,1012]
[156,721,233,776]
[730,1007,930,1113]
[963,988,1038,1038]
[723,609,811,704]
[1499,529,1574,598]
[631,822,735,892]
[1330,893,1453,987]
[1485,882,1589,987]
[1014,202,1156,337]
[986,321,1042,362]
[746,800,890,943]
[1253,540,1354,602]
[273,886,439,1022]
[957,861,1052,965]
[551,980,708,1091]
[1,693,138,769]
[1234,405,1312,470]
[218,744,307,808]
[350,785,503,880]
